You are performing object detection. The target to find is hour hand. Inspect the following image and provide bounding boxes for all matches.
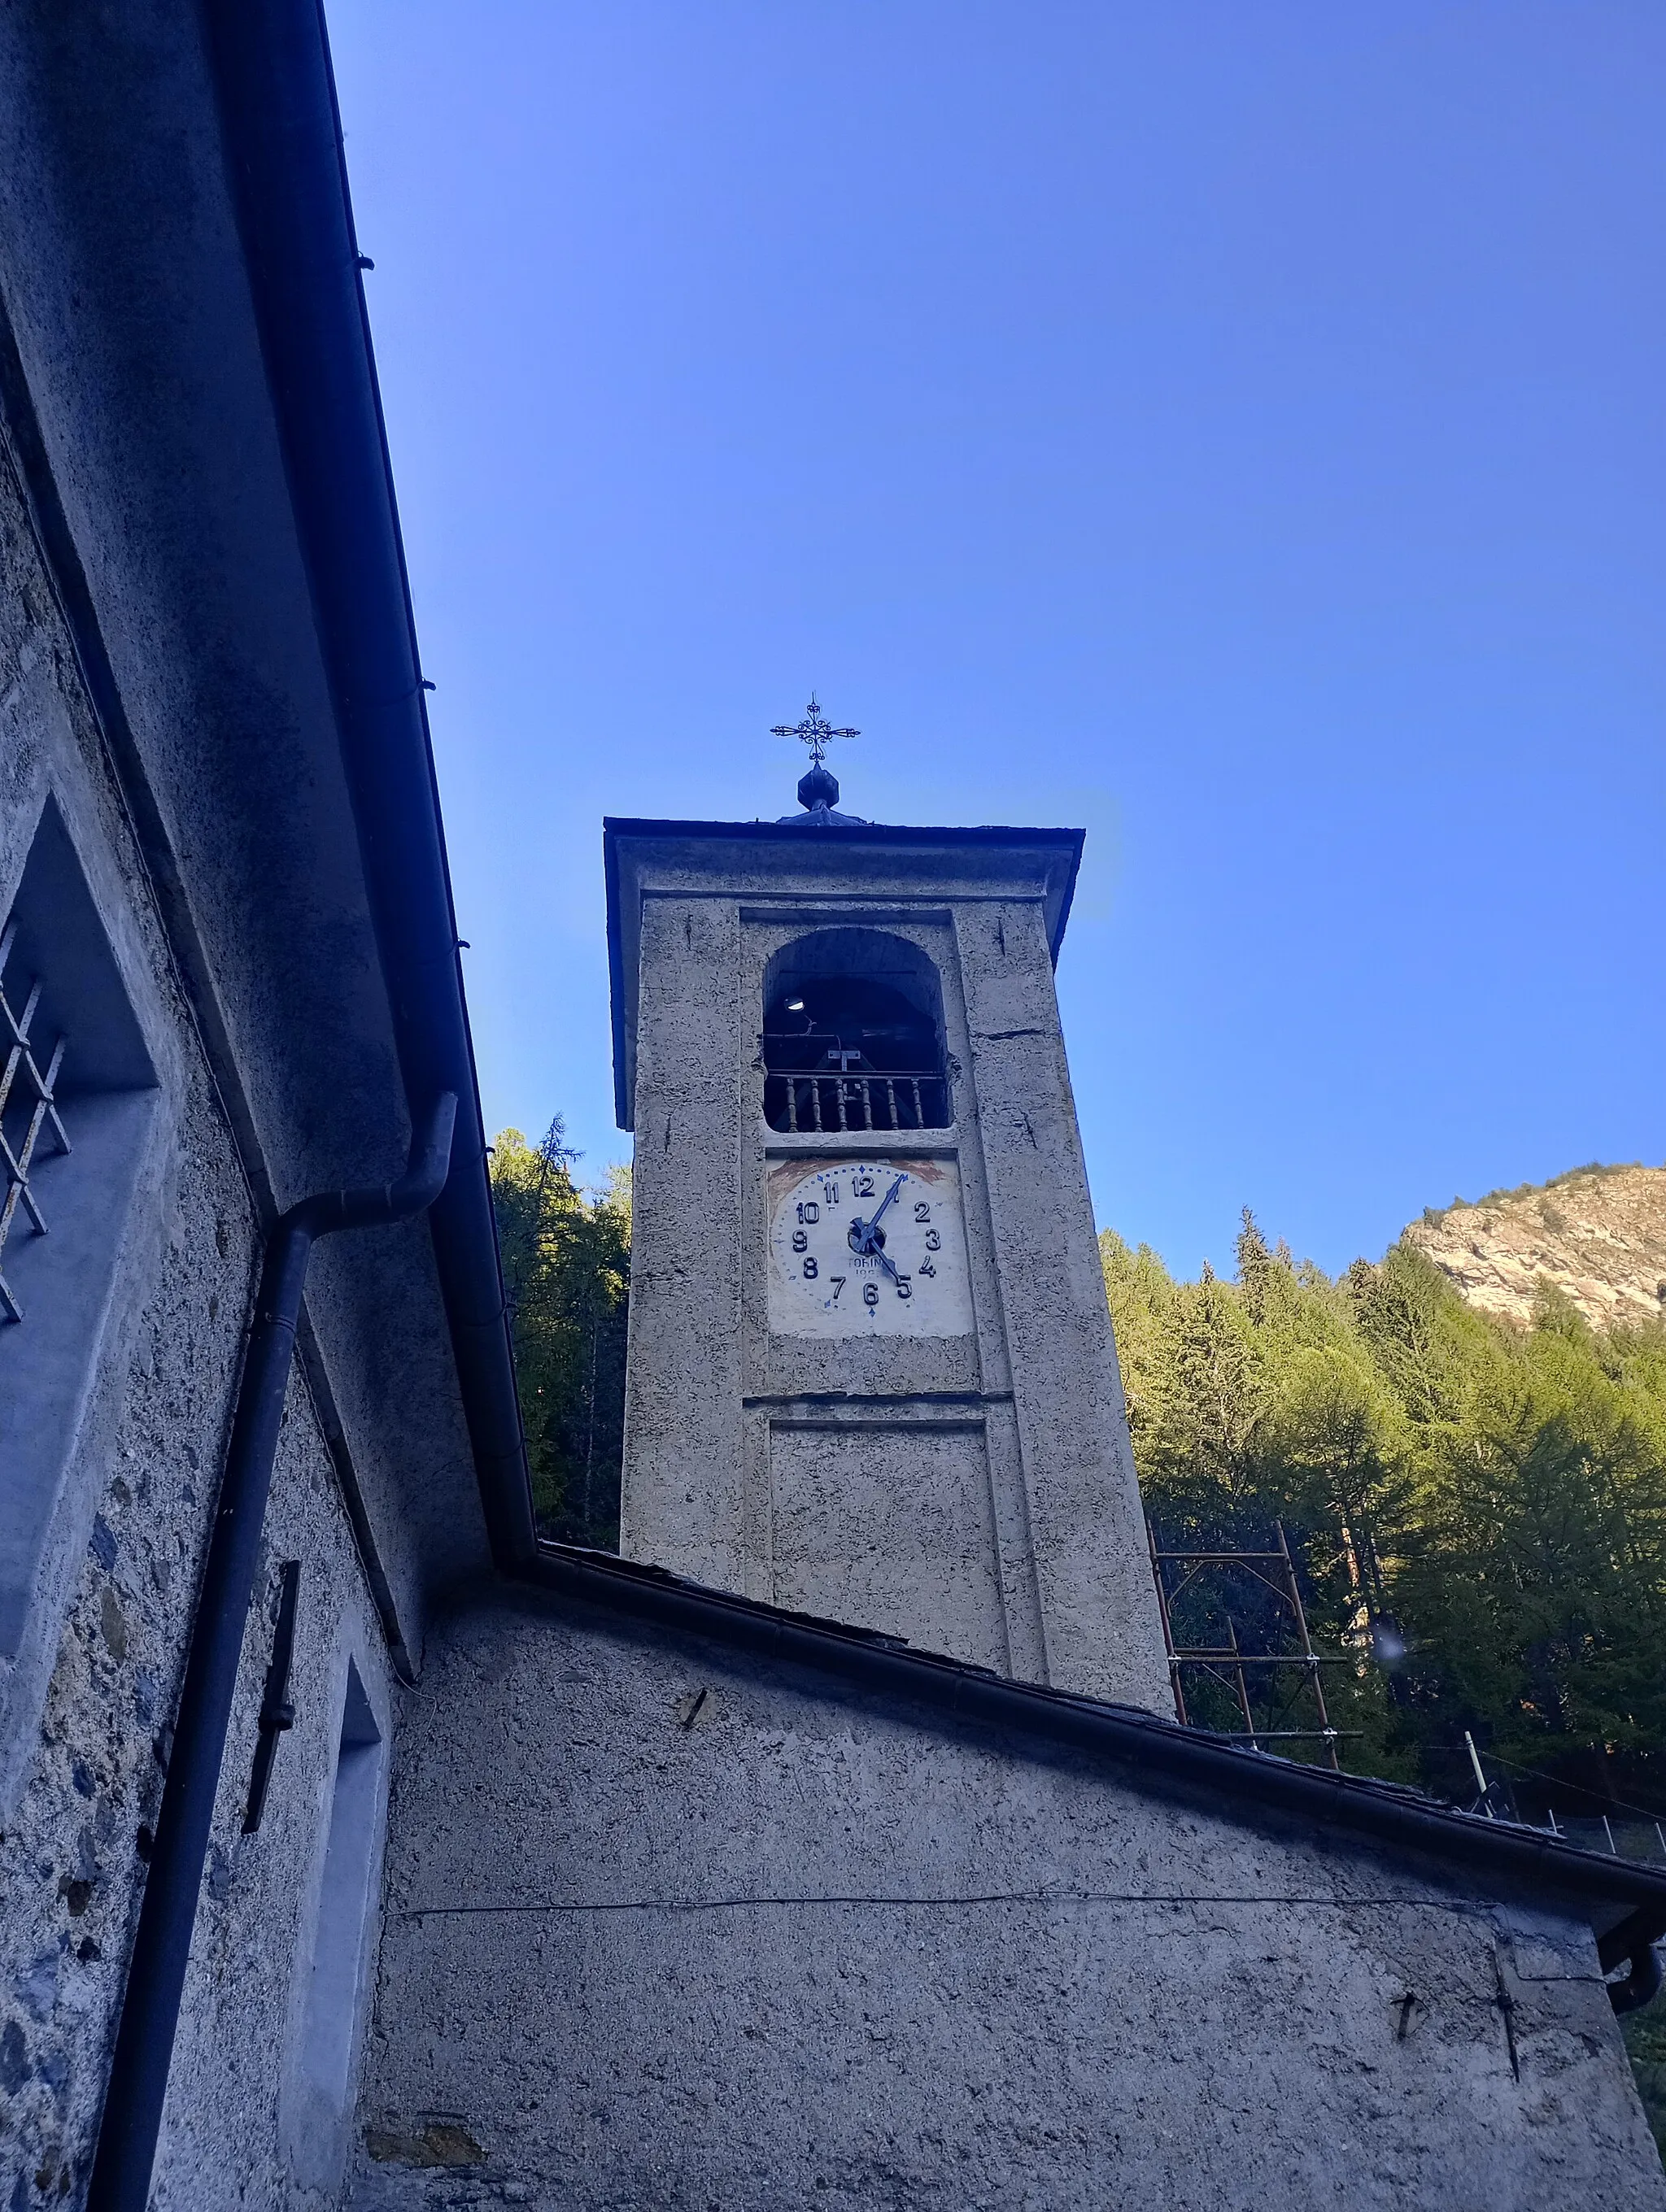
[844,1209,897,1279]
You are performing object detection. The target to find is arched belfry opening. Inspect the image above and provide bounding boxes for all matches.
[761,928,950,1134]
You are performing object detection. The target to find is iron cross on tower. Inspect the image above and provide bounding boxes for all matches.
[772,695,859,815]
[772,694,858,769]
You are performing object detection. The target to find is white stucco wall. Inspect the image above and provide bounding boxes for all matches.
[354,1586,1665,2212]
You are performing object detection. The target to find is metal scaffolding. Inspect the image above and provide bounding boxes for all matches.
[1146,1519,1359,1771]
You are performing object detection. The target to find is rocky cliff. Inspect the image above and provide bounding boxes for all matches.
[1403,1164,1666,1333]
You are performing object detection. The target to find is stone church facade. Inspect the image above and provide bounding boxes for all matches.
[0,7,1662,2210]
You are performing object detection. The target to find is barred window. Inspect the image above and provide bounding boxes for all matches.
[0,915,71,1322]
[0,798,156,1701]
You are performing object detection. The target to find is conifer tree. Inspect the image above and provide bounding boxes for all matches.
[1105,1216,1666,1815]
[491,1120,631,1548]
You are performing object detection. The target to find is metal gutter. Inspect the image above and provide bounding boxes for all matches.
[200,0,534,1569]
[526,1539,1666,1985]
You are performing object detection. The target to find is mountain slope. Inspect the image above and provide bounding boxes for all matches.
[1403,1163,1666,1331]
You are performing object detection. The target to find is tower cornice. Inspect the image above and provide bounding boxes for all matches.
[603,816,1085,1132]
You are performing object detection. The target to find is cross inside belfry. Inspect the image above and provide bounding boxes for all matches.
[771,695,859,769]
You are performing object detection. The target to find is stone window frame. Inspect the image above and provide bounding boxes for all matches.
[282,1651,391,2192]
[0,911,72,1319]
[0,788,166,1811]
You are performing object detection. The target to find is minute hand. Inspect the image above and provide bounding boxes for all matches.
[865,1174,906,1241]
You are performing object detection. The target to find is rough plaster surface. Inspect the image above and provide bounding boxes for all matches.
[614,834,1169,1714]
[0,1348,394,2211]
[0,348,395,2209]
[770,1422,1009,1670]
[353,1589,1666,2212]
[951,892,1162,1707]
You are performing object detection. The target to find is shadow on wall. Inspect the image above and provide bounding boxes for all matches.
[282,1657,386,2192]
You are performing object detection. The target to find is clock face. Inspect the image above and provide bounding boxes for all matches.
[767,1157,974,1338]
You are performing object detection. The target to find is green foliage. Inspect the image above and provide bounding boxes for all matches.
[1424,1158,1646,1224]
[491,1121,630,1548]
[1107,1213,1666,1813]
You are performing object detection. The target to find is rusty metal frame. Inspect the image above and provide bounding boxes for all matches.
[765,1066,950,1135]
[1147,1518,1355,1770]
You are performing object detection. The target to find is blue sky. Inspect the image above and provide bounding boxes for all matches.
[330,2,1664,1279]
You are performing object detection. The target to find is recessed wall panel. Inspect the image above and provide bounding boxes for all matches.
[770,1421,1007,1671]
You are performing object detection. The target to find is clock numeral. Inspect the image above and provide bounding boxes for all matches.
[783,1173,956,1321]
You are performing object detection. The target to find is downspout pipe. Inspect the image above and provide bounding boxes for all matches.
[87,1093,457,2212]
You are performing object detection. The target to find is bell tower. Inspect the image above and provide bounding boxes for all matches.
[604,706,1167,1710]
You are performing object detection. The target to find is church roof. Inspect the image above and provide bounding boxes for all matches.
[203,0,540,1588]
[0,0,542,1613]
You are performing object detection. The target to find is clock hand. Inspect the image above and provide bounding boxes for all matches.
[848,1173,907,1258]
[867,1173,906,1236]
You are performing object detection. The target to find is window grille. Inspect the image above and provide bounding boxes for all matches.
[0,918,70,1322]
